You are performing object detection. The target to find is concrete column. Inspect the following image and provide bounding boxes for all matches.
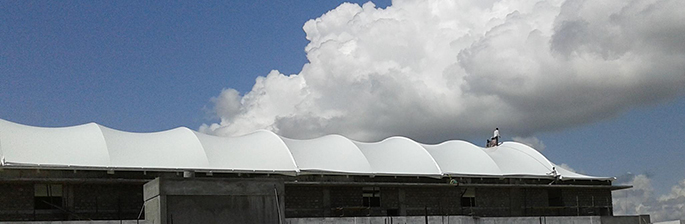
[323,188,330,216]
[399,188,406,216]
[509,188,523,216]
[144,178,165,224]
[65,184,75,220]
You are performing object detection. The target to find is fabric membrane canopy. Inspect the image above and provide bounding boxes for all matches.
[0,119,610,180]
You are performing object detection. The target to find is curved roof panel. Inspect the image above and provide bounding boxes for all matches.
[194,130,298,173]
[282,135,372,174]
[423,141,502,176]
[0,119,612,180]
[99,126,208,169]
[554,163,598,180]
[483,142,554,176]
[354,137,442,176]
[0,119,109,167]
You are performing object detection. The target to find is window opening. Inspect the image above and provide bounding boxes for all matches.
[362,187,381,207]
[34,184,63,209]
[460,187,476,207]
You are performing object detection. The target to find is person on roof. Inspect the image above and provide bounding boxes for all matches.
[547,167,562,184]
[485,128,500,147]
[492,128,500,146]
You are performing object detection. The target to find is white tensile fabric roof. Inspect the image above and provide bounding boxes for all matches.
[0,119,610,180]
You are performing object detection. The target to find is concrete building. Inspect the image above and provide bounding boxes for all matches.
[0,119,648,223]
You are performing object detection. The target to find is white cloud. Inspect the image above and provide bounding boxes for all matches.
[512,136,546,151]
[613,174,685,222]
[557,163,575,173]
[203,0,685,143]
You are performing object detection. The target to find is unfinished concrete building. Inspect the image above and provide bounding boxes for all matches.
[0,119,648,223]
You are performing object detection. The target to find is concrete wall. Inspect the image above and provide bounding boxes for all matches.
[0,182,143,221]
[285,185,615,218]
[144,177,285,224]
[70,184,143,220]
[0,169,620,222]
[653,221,685,224]
[601,215,651,224]
[0,216,651,224]
[0,183,34,221]
[0,221,145,224]
[286,215,649,224]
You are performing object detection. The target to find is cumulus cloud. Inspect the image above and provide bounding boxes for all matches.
[202,0,685,143]
[613,174,685,222]
[557,163,575,173]
[512,136,546,151]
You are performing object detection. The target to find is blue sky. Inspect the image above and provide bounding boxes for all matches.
[2,1,384,131]
[1,0,684,219]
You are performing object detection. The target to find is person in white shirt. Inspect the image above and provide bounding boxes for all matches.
[493,128,500,145]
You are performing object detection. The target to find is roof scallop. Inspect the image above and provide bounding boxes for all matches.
[0,119,610,180]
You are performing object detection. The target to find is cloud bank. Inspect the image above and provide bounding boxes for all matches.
[202,0,685,143]
[613,174,685,222]
[512,136,546,151]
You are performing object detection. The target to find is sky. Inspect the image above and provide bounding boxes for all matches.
[1,0,684,221]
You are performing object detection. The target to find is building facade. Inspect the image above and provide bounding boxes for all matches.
[0,119,638,223]
[0,169,624,222]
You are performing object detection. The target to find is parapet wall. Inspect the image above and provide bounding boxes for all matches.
[143,177,285,224]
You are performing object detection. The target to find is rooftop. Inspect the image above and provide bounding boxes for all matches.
[0,118,611,180]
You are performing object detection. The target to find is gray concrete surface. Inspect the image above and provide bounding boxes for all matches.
[601,215,651,224]
[653,220,685,224]
[286,215,650,224]
[0,221,146,224]
[144,177,284,224]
